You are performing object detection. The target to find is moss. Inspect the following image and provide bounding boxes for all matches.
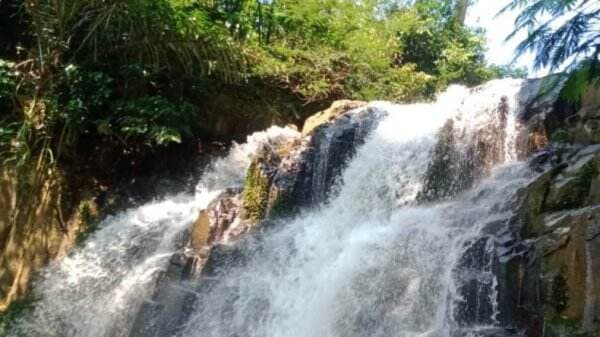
[269,190,295,218]
[242,160,271,222]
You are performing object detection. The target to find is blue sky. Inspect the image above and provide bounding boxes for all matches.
[465,0,545,77]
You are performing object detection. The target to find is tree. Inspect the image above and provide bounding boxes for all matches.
[3,0,246,243]
[454,0,471,25]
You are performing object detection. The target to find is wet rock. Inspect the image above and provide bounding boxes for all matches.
[454,237,496,327]
[544,173,590,212]
[241,103,384,218]
[128,251,196,337]
[519,114,551,158]
[419,93,526,202]
[201,242,250,278]
[516,76,583,157]
[418,119,477,202]
[519,145,600,238]
[0,168,100,313]
[569,106,600,145]
[518,169,557,239]
[532,207,600,336]
[195,188,244,247]
[128,188,247,337]
[528,148,558,172]
[497,245,543,337]
[241,137,305,221]
[300,106,384,204]
[302,100,367,135]
[509,144,600,336]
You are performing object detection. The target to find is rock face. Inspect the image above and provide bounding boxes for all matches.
[302,100,367,135]
[129,189,244,337]
[241,100,384,219]
[0,168,97,313]
[496,144,600,337]
[569,107,600,144]
[418,100,509,202]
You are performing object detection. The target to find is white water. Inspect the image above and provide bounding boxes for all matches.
[9,79,539,337]
[7,126,300,337]
[179,80,534,337]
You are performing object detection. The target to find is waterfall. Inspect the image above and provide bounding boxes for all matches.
[8,79,543,337]
[6,126,300,337]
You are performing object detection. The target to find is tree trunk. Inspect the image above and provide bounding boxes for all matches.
[455,0,469,25]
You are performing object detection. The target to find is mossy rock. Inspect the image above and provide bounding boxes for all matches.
[242,160,271,222]
[268,187,296,219]
[545,316,585,337]
[544,160,596,212]
[540,222,588,323]
[520,169,557,238]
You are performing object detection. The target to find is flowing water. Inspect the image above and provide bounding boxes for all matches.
[9,79,542,337]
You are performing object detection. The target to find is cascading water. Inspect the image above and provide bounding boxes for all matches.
[6,126,300,337]
[8,79,544,337]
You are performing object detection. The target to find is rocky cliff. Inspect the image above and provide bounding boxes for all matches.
[501,85,600,337]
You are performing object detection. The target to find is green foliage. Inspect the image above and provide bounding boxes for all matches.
[503,0,599,71]
[75,202,99,246]
[0,60,19,160]
[61,65,114,130]
[25,0,244,81]
[560,60,600,103]
[504,0,600,101]
[489,64,529,79]
[0,0,502,235]
[57,65,199,147]
[246,0,495,101]
[112,96,198,146]
[0,60,17,105]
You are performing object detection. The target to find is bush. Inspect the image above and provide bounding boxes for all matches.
[112,96,198,146]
